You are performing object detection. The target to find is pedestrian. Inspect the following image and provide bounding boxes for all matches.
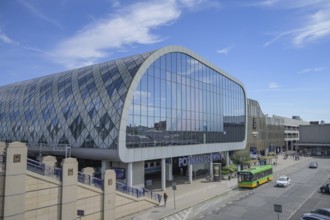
[163,192,168,207]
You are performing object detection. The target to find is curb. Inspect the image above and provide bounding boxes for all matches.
[159,184,239,219]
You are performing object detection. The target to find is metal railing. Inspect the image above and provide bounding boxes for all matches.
[116,182,162,203]
[77,171,103,189]
[27,158,62,180]
[24,157,161,203]
[27,143,71,157]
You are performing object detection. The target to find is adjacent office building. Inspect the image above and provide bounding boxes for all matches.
[0,46,247,188]
[295,123,330,156]
[246,99,309,156]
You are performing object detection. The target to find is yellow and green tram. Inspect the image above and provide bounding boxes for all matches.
[237,165,273,188]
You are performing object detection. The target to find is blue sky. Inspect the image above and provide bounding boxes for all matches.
[1,0,329,123]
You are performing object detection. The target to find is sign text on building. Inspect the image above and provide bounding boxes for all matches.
[178,153,222,167]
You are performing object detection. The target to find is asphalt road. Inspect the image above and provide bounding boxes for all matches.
[163,157,330,220]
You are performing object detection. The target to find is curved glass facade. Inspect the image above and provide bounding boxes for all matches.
[0,51,153,150]
[126,52,246,148]
[0,46,246,162]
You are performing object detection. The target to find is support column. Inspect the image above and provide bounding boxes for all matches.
[103,169,116,220]
[161,158,166,191]
[209,154,213,178]
[61,157,78,220]
[3,142,27,220]
[166,159,173,181]
[285,141,288,152]
[188,162,193,184]
[0,142,5,219]
[101,160,111,179]
[127,162,133,188]
[226,151,230,166]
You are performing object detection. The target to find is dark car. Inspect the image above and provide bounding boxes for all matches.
[309,161,318,168]
[320,183,330,193]
[311,208,330,217]
[300,213,330,220]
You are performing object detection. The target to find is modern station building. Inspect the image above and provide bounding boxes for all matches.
[0,46,247,189]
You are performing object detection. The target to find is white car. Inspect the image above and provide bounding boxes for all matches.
[274,176,291,187]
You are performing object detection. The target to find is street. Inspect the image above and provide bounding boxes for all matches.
[162,157,330,220]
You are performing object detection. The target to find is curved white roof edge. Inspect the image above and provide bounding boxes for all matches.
[117,45,247,163]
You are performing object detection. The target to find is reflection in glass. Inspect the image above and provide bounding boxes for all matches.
[126,52,246,148]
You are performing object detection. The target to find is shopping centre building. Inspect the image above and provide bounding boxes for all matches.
[295,123,330,156]
[0,46,247,189]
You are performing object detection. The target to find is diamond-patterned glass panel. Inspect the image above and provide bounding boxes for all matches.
[69,115,86,140]
[0,49,155,151]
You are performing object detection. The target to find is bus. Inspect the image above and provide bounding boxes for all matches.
[237,165,273,188]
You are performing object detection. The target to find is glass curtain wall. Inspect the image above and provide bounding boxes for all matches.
[126,52,245,148]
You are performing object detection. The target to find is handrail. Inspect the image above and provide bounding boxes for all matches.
[27,158,62,180]
[26,158,161,202]
[116,181,162,203]
[77,171,103,189]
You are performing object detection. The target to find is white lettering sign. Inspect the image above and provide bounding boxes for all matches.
[178,153,222,167]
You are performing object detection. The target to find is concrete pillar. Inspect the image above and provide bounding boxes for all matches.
[42,155,57,167]
[226,151,230,166]
[161,158,166,191]
[188,162,193,184]
[61,157,78,220]
[127,162,133,187]
[101,160,111,179]
[286,141,288,152]
[0,142,5,218]
[166,159,173,181]
[209,154,213,178]
[103,169,116,220]
[3,142,27,220]
[82,167,95,184]
[82,167,95,177]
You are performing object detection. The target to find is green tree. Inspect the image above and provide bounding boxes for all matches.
[232,149,250,165]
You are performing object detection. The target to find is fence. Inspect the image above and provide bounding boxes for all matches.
[116,182,162,203]
[27,158,62,180]
[24,157,162,203]
[77,171,103,189]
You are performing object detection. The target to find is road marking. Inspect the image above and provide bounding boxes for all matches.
[287,184,321,219]
[199,216,204,219]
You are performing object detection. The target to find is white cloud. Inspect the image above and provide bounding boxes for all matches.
[0,31,17,45]
[0,30,48,55]
[292,10,330,47]
[268,82,279,89]
[298,67,325,74]
[259,0,330,47]
[179,0,221,10]
[19,1,62,29]
[51,0,182,68]
[216,46,232,55]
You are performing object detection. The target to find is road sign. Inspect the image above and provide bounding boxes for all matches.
[172,181,176,190]
[274,204,282,213]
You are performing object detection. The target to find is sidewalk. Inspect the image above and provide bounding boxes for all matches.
[120,154,312,220]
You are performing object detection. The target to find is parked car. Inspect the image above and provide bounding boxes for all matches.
[311,208,330,217]
[274,176,291,187]
[300,213,330,220]
[320,183,330,194]
[309,161,318,168]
